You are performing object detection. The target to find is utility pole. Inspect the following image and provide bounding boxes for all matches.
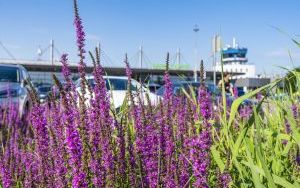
[50,39,54,66]
[194,64,197,82]
[176,48,181,65]
[139,45,143,69]
[193,24,199,71]
[212,34,220,85]
[212,35,216,85]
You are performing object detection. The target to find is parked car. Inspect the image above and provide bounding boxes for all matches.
[146,82,161,93]
[76,76,161,109]
[236,87,245,96]
[36,83,52,103]
[0,64,32,118]
[155,81,255,107]
[156,81,220,97]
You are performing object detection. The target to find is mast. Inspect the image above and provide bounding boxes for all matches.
[139,45,143,68]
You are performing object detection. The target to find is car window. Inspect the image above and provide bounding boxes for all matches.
[106,78,137,91]
[174,86,184,96]
[207,84,220,95]
[0,66,20,82]
[87,79,95,88]
[86,78,137,91]
[156,86,165,96]
[38,87,51,93]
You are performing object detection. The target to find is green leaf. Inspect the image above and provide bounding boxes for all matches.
[244,140,266,188]
[253,108,277,188]
[231,101,263,164]
[228,80,280,129]
[211,145,225,172]
[242,161,295,188]
[273,175,295,188]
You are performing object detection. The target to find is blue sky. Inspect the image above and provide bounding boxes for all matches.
[0,0,299,75]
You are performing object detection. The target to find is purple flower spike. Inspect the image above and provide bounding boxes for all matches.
[189,86,213,187]
[239,105,252,120]
[0,161,12,188]
[218,172,232,187]
[291,104,298,119]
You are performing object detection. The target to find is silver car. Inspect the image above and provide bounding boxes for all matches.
[0,64,32,118]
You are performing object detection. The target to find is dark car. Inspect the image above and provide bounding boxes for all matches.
[156,81,255,107]
[36,83,52,103]
[146,82,161,93]
[156,81,220,97]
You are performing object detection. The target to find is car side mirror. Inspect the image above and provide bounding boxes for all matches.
[21,79,27,87]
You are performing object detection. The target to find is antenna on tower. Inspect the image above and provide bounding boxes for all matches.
[37,45,43,60]
[36,39,61,62]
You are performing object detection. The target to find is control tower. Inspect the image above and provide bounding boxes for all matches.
[214,38,256,78]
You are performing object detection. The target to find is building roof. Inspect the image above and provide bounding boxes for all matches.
[235,78,270,88]
[0,58,245,78]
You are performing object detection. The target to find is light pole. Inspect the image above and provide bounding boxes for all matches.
[193,24,199,81]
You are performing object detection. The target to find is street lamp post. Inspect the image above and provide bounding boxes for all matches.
[193,24,199,82]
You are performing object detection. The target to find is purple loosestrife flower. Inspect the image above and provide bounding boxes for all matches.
[126,55,158,186]
[73,1,92,181]
[48,101,68,187]
[218,172,232,187]
[131,99,158,188]
[189,132,211,187]
[60,54,76,94]
[177,99,190,187]
[0,160,12,188]
[239,105,252,120]
[189,86,213,187]
[296,154,300,165]
[21,152,39,188]
[131,106,146,181]
[163,73,173,102]
[292,104,298,119]
[178,150,190,187]
[285,120,291,134]
[256,92,263,101]
[124,57,138,186]
[63,108,87,188]
[73,0,88,105]
[282,119,291,145]
[89,50,115,186]
[55,74,87,188]
[30,104,52,185]
[141,113,159,187]
[161,53,177,187]
[115,120,126,182]
[233,87,238,98]
[73,0,86,77]
[88,69,105,186]
[199,87,212,123]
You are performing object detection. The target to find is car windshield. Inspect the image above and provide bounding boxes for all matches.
[38,86,51,93]
[0,66,19,82]
[87,78,137,91]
